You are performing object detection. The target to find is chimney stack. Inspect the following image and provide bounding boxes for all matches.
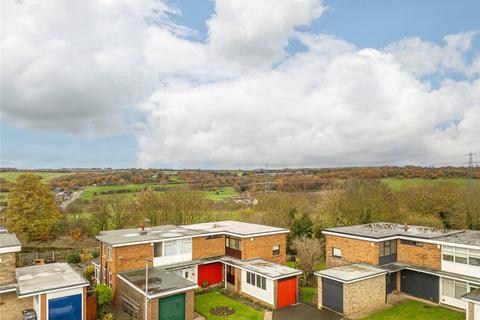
[403,223,409,232]
[139,223,147,235]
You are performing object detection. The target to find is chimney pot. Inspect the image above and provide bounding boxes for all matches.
[403,223,409,232]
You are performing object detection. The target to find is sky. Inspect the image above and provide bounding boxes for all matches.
[1,0,479,169]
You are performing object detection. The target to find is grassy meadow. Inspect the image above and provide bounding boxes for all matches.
[0,171,73,183]
[382,178,478,191]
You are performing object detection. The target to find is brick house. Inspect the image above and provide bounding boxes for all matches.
[94,221,301,320]
[0,230,89,320]
[315,222,480,318]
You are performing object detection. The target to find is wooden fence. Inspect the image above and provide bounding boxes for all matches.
[16,248,96,266]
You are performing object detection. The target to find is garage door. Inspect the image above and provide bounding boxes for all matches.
[197,263,223,287]
[48,294,82,320]
[159,293,185,320]
[277,277,296,308]
[401,270,439,302]
[322,278,343,314]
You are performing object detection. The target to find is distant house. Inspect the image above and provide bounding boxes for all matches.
[94,221,301,319]
[315,222,480,318]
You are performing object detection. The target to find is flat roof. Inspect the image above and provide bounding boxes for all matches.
[436,230,480,247]
[463,289,480,303]
[119,268,197,298]
[16,263,89,297]
[323,222,462,240]
[219,256,302,279]
[315,264,387,283]
[97,221,288,246]
[0,233,21,250]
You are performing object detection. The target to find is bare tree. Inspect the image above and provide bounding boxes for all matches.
[292,236,324,279]
[88,198,111,232]
[107,195,132,229]
[159,188,209,225]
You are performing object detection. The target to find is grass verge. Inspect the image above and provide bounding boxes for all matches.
[361,300,464,320]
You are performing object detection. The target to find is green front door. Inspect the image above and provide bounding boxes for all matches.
[159,293,185,320]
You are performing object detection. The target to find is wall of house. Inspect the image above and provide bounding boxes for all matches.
[102,243,153,305]
[242,234,287,264]
[0,252,16,285]
[397,241,441,270]
[240,270,275,306]
[192,235,225,259]
[325,235,379,267]
[343,275,386,317]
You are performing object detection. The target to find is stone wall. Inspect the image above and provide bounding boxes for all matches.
[397,241,441,270]
[0,252,16,286]
[325,235,378,267]
[242,234,287,264]
[343,275,386,318]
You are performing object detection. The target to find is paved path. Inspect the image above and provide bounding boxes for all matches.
[273,303,342,320]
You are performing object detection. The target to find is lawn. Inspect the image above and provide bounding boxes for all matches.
[382,178,479,191]
[194,292,264,320]
[204,187,239,201]
[0,171,74,183]
[361,300,464,320]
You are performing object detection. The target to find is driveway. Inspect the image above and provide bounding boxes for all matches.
[273,303,342,320]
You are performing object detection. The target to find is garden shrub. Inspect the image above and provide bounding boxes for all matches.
[65,252,81,264]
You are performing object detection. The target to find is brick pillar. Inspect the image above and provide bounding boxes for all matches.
[317,277,322,310]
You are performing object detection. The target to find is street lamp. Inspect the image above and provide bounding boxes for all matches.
[145,257,151,320]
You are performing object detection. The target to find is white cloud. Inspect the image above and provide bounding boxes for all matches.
[2,0,479,167]
[384,31,478,76]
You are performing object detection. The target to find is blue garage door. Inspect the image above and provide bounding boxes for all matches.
[48,294,82,320]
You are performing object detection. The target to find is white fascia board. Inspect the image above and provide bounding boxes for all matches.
[462,297,480,304]
[17,283,89,298]
[0,246,21,254]
[316,272,387,284]
[111,230,289,247]
[147,285,198,300]
[322,231,480,250]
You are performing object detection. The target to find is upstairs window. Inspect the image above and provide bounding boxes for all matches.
[102,243,106,256]
[443,246,480,266]
[332,247,342,258]
[400,239,423,247]
[469,250,480,266]
[379,240,397,257]
[163,239,192,256]
[455,248,468,264]
[206,235,222,240]
[443,246,454,262]
[108,246,113,260]
[226,236,242,250]
[154,242,163,257]
[272,245,280,256]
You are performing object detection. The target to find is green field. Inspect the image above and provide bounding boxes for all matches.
[0,171,73,183]
[195,292,264,320]
[361,300,464,320]
[81,184,239,202]
[382,178,479,191]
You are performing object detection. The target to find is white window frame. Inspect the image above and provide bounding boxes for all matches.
[333,247,342,258]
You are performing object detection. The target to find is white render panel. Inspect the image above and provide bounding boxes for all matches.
[475,303,480,320]
[240,270,274,305]
[442,260,480,279]
[153,252,192,266]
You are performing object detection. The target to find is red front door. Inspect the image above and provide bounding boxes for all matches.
[197,263,223,287]
[277,277,297,308]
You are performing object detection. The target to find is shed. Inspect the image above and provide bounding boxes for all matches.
[315,264,387,317]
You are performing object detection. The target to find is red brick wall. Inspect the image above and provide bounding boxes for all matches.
[397,241,441,270]
[325,235,378,267]
[242,234,287,264]
[192,235,225,259]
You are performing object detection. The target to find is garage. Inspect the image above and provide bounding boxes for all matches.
[316,264,387,318]
[159,293,185,320]
[197,263,222,287]
[322,278,343,313]
[48,294,82,320]
[277,277,297,308]
[401,269,439,302]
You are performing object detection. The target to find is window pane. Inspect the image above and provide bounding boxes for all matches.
[443,246,454,254]
[442,279,455,297]
[164,241,173,256]
[455,251,468,264]
[257,275,261,288]
[154,243,162,257]
[262,277,266,290]
[391,240,397,254]
[443,254,454,262]
[378,242,384,256]
[470,249,480,257]
[455,281,468,299]
[469,256,480,266]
